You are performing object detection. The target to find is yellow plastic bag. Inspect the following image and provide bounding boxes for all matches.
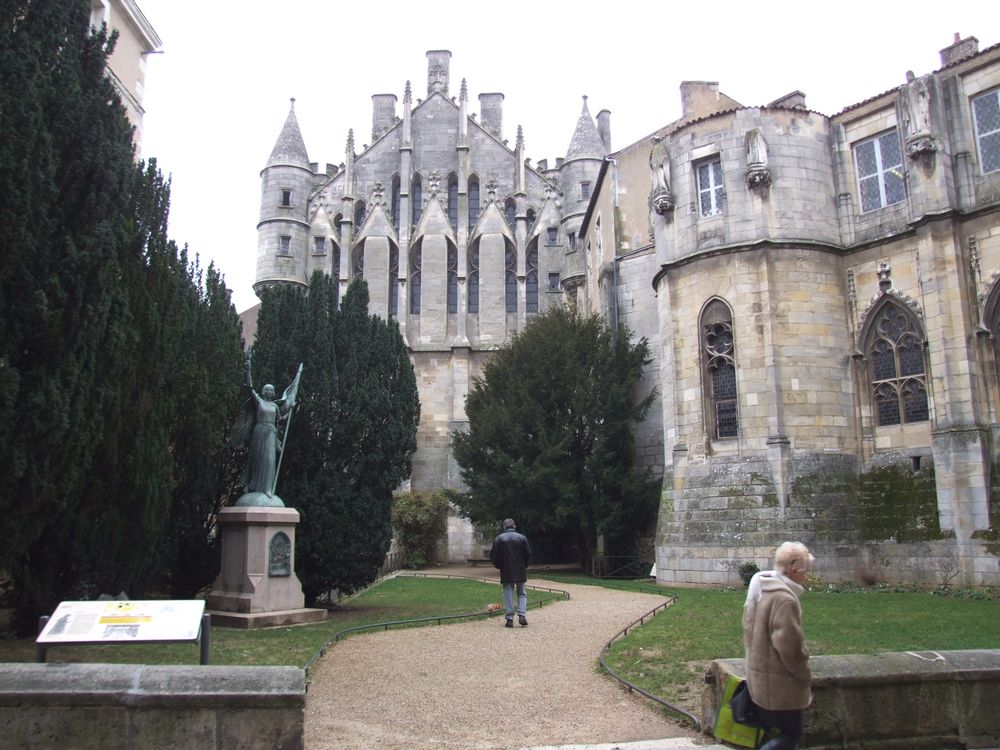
[712,674,765,748]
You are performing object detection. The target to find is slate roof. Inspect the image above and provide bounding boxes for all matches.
[267,99,310,168]
[565,96,606,160]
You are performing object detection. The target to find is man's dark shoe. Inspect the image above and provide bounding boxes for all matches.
[518,614,528,627]
[505,618,513,628]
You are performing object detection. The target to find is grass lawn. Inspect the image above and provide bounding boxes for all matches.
[0,575,564,668]
[597,584,1000,715]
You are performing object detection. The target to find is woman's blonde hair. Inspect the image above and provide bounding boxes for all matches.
[774,541,815,574]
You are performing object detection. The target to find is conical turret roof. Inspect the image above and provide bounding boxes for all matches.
[565,96,606,160]
[267,98,310,168]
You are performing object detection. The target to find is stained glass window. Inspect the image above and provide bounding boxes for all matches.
[866,303,928,426]
[702,299,738,438]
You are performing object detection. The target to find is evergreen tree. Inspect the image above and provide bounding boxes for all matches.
[251,274,419,601]
[161,261,245,597]
[451,306,660,564]
[0,0,139,625]
[0,0,244,627]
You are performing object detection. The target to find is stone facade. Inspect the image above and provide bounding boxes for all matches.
[577,33,1000,587]
[254,38,1000,584]
[90,1,161,152]
[254,52,607,557]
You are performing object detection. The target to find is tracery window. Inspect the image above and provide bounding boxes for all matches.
[354,199,366,229]
[409,244,421,315]
[526,243,538,314]
[505,197,516,228]
[468,175,480,227]
[701,299,738,439]
[866,303,928,426]
[505,245,517,313]
[468,245,479,313]
[854,131,904,212]
[447,245,458,314]
[972,88,1000,174]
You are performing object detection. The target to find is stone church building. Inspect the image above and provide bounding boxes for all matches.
[251,37,1000,587]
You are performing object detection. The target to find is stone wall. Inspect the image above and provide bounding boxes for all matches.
[0,663,305,750]
[704,651,1000,749]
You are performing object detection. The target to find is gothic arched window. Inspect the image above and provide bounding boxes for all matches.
[468,175,480,228]
[447,173,458,230]
[332,244,341,307]
[409,243,421,315]
[701,299,738,439]
[526,243,538,314]
[468,244,479,314]
[351,244,364,280]
[505,244,517,313]
[389,245,399,317]
[354,199,366,230]
[447,244,458,314]
[865,302,928,426]
[504,197,516,228]
[411,175,423,226]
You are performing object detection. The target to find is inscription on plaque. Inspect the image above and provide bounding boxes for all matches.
[269,532,291,577]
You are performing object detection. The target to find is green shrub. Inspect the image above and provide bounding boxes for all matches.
[391,492,450,568]
[738,562,759,587]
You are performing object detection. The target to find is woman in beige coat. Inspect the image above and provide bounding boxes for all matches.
[742,542,814,750]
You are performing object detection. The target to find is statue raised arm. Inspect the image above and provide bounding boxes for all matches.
[232,359,303,506]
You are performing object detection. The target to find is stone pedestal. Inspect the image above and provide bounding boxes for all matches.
[207,506,326,628]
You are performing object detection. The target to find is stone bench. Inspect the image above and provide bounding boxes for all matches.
[703,650,1000,749]
[0,663,305,749]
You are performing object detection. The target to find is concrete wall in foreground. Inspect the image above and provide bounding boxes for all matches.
[0,663,305,750]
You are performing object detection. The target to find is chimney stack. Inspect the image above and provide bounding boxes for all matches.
[426,50,452,97]
[371,94,397,142]
[479,92,504,139]
[939,33,979,67]
[596,110,612,153]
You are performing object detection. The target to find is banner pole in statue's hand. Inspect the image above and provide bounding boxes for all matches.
[271,363,303,497]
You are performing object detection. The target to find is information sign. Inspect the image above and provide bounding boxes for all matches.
[37,600,206,644]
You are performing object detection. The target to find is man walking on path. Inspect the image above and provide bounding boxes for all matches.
[490,518,531,627]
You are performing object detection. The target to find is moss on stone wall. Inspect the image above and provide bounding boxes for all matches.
[971,462,1000,555]
[858,465,948,543]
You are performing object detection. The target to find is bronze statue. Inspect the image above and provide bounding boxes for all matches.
[232,356,303,506]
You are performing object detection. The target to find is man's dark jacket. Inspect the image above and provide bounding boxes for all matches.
[490,529,531,583]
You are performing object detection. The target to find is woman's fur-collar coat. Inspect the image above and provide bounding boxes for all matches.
[742,574,811,711]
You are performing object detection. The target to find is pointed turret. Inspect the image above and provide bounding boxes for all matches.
[514,125,525,193]
[458,78,469,143]
[267,98,310,168]
[256,99,313,297]
[565,96,606,160]
[403,81,413,147]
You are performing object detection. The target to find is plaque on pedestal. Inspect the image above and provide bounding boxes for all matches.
[207,504,326,628]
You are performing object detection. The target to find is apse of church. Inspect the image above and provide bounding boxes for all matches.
[255,51,606,538]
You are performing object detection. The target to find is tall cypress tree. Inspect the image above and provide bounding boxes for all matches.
[0,1,245,628]
[0,1,138,624]
[251,274,419,601]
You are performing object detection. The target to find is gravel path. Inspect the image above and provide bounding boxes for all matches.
[304,568,703,749]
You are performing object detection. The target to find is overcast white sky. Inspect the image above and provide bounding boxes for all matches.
[138,0,992,314]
